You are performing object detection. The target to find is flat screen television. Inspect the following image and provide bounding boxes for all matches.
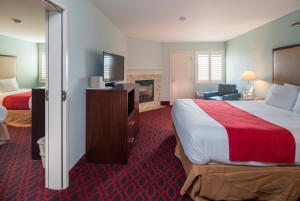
[103,51,124,86]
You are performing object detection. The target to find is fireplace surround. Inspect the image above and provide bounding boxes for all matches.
[127,70,162,112]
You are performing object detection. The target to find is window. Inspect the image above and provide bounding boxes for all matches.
[195,51,224,83]
[38,43,46,83]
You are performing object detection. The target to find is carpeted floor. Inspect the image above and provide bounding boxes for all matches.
[0,106,192,201]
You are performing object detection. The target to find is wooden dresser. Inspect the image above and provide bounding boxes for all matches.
[86,83,139,164]
[31,88,45,160]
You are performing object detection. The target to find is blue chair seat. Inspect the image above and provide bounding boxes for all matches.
[204,84,240,101]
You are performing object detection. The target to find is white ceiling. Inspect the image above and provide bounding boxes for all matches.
[0,0,45,43]
[0,0,300,43]
[94,0,300,42]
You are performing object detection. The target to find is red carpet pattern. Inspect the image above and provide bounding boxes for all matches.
[0,106,192,200]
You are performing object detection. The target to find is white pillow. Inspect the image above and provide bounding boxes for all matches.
[265,83,299,111]
[0,78,19,92]
[284,83,300,89]
[293,93,300,114]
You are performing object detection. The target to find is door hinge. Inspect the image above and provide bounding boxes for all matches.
[62,90,67,102]
[45,90,49,101]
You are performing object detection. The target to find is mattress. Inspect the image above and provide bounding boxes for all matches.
[0,89,32,109]
[171,99,300,166]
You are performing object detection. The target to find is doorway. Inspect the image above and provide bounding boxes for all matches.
[170,51,193,105]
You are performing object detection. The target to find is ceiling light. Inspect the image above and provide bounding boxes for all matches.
[12,18,22,24]
[179,16,186,23]
[291,20,300,27]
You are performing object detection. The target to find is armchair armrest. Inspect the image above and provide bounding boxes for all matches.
[204,91,218,100]
[223,93,241,100]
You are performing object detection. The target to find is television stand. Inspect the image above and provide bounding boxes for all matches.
[86,83,139,164]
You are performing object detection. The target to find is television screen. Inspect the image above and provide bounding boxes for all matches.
[103,51,124,83]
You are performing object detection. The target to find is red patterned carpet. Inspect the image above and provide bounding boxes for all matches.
[0,106,192,201]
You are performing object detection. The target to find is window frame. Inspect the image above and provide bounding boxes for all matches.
[38,43,46,84]
[194,51,225,84]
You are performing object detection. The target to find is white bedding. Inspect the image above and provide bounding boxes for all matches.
[172,99,300,166]
[0,89,32,109]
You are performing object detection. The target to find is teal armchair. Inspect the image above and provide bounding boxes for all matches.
[204,84,240,100]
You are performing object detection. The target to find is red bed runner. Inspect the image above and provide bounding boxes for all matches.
[193,99,295,164]
[3,92,31,110]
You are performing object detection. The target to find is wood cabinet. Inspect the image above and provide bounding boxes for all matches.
[31,88,45,160]
[86,83,139,164]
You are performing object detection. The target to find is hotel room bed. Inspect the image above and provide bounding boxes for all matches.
[0,55,32,127]
[172,44,300,201]
[172,99,300,166]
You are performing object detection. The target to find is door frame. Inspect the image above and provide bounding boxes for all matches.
[43,0,69,189]
[169,51,193,104]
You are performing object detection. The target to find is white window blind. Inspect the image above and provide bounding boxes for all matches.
[38,43,46,83]
[195,51,224,83]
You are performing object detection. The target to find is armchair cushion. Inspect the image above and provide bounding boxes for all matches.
[217,84,237,96]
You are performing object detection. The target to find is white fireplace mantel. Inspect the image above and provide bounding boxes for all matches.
[126,69,163,75]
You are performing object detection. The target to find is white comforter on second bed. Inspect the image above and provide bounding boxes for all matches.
[172,99,300,166]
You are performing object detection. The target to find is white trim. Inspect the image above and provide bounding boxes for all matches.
[45,0,69,190]
[62,7,69,189]
[126,69,163,75]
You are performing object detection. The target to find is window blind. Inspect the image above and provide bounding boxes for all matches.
[195,51,224,83]
[38,43,46,83]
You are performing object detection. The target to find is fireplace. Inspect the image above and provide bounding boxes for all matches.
[135,80,154,103]
[127,70,162,112]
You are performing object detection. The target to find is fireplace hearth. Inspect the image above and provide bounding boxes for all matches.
[135,80,154,103]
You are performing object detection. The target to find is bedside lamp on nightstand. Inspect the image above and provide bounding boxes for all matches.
[239,70,258,100]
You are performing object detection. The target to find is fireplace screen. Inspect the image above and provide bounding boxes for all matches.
[135,80,154,103]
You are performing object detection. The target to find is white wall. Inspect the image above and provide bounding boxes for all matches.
[127,38,162,70]
[161,42,225,101]
[59,0,127,169]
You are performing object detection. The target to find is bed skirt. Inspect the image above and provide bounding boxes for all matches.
[5,110,31,127]
[174,130,300,201]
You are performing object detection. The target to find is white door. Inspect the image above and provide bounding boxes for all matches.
[170,52,193,105]
[44,0,69,190]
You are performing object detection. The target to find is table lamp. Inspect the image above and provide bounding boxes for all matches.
[239,70,258,100]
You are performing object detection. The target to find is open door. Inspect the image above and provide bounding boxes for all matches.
[44,0,68,189]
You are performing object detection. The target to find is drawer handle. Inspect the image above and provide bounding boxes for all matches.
[128,121,135,126]
[128,138,134,143]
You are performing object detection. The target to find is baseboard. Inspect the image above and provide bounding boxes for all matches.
[160,101,170,106]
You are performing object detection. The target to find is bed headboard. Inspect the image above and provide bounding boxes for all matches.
[273,44,300,86]
[0,55,17,79]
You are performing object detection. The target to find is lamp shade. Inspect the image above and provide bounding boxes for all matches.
[239,71,258,81]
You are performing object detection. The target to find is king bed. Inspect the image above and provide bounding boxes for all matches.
[0,55,32,127]
[172,44,300,201]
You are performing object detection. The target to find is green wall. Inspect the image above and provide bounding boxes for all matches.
[0,35,39,88]
[226,9,300,98]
